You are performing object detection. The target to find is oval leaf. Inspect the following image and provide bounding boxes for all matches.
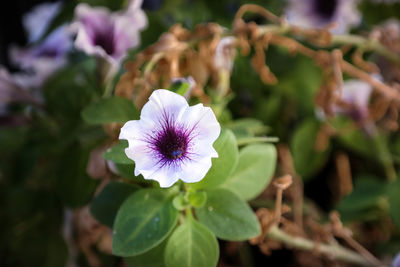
[222,144,276,200]
[337,176,387,223]
[165,219,219,267]
[388,179,400,227]
[90,181,138,227]
[168,80,190,96]
[188,191,207,208]
[56,145,98,208]
[196,188,260,241]
[291,119,330,179]
[103,140,133,164]
[112,189,178,257]
[192,129,238,189]
[125,239,167,267]
[225,118,269,139]
[115,163,136,179]
[82,96,139,124]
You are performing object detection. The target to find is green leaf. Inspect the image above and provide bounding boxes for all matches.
[168,80,190,96]
[82,96,139,125]
[269,56,321,114]
[113,163,149,184]
[43,58,98,122]
[125,239,167,267]
[172,194,189,211]
[196,188,260,241]
[337,175,387,223]
[56,144,98,208]
[164,219,219,267]
[388,179,400,227]
[225,118,269,139]
[291,119,330,179]
[192,129,239,189]
[338,128,376,157]
[188,191,207,208]
[338,176,386,212]
[115,163,136,179]
[103,140,132,164]
[222,144,277,200]
[112,189,178,257]
[90,181,138,227]
[332,117,377,158]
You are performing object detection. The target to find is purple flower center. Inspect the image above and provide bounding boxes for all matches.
[145,112,196,167]
[347,106,365,122]
[155,126,188,160]
[313,0,338,20]
[93,31,115,55]
[35,47,61,58]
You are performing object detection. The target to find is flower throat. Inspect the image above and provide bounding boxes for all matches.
[155,126,188,160]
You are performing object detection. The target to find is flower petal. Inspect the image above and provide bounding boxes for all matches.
[140,89,188,124]
[119,120,142,141]
[145,166,180,188]
[23,2,62,43]
[180,103,220,148]
[178,156,213,183]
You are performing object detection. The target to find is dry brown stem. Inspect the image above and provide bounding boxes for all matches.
[273,175,293,224]
[335,152,353,199]
[277,145,304,229]
[233,4,280,26]
[329,212,383,267]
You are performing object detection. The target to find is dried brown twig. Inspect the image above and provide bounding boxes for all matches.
[251,174,380,267]
[115,3,400,127]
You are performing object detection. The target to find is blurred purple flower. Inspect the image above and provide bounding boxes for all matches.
[71,0,147,65]
[9,2,72,89]
[23,2,62,43]
[334,79,375,122]
[393,252,400,267]
[285,0,361,34]
[10,26,72,87]
[214,37,236,72]
[0,67,40,107]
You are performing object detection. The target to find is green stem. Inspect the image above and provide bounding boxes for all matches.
[332,34,400,66]
[257,24,400,66]
[186,207,194,220]
[216,70,231,97]
[372,131,397,182]
[267,226,375,266]
[97,57,116,98]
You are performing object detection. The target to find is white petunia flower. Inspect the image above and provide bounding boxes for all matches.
[285,0,361,34]
[119,89,221,188]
